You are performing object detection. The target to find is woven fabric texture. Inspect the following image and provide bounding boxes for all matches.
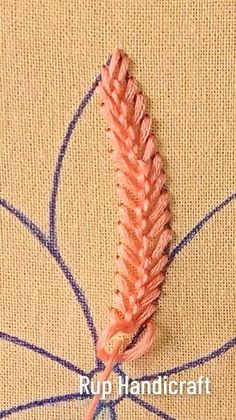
[0,1,235,419]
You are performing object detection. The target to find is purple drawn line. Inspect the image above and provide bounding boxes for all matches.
[89,365,103,378]
[108,393,126,408]
[0,198,48,246]
[86,394,126,419]
[48,73,102,247]
[136,336,236,382]
[0,331,87,377]
[169,191,236,262]
[94,402,105,418]
[125,325,145,352]
[48,247,98,344]
[128,394,175,420]
[94,398,123,419]
[0,392,90,419]
[48,55,112,248]
[0,198,97,344]
[109,405,118,420]
[95,403,117,420]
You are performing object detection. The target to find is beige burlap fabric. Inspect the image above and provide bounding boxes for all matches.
[0,1,235,419]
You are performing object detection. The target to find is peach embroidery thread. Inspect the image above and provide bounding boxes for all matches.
[85,49,172,419]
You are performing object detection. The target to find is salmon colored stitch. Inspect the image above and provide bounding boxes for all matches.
[85,49,172,419]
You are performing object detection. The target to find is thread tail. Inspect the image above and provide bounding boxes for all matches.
[84,339,122,420]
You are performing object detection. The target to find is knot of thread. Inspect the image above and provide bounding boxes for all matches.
[97,319,155,363]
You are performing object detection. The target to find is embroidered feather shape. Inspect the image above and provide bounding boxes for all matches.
[85,49,172,419]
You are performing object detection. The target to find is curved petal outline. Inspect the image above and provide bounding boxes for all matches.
[0,331,87,377]
[135,336,236,382]
[48,56,111,248]
[0,52,235,418]
[0,392,90,419]
[48,73,101,248]
[0,197,98,345]
[0,198,48,246]
[169,190,236,262]
[128,394,175,420]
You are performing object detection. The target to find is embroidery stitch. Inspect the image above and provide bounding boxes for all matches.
[85,49,172,418]
[0,51,235,418]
